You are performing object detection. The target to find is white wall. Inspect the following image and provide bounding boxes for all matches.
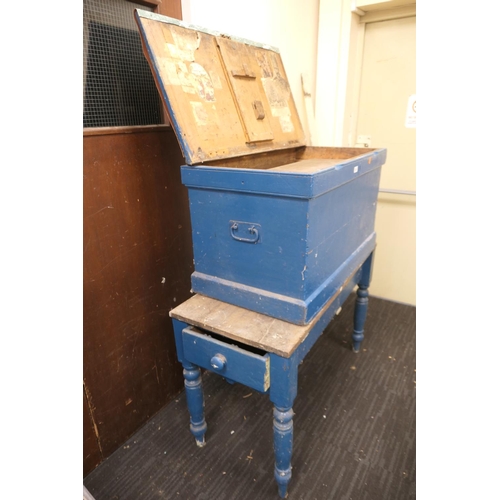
[356,16,416,305]
[181,0,320,143]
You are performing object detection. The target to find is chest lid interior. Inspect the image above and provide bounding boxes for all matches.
[134,10,306,165]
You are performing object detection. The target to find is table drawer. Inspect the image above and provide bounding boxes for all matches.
[182,327,270,393]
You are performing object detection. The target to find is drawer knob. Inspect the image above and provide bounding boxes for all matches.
[210,354,227,371]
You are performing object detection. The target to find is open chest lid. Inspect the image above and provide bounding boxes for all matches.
[134,10,306,165]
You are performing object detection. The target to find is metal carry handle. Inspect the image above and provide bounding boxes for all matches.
[230,221,260,243]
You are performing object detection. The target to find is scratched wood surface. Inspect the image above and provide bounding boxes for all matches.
[136,13,305,164]
[83,0,186,480]
[83,386,101,476]
[170,294,308,357]
[170,271,356,357]
[299,146,377,160]
[202,145,377,171]
[83,127,191,476]
[203,146,302,170]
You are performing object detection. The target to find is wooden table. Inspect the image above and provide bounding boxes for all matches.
[169,252,374,498]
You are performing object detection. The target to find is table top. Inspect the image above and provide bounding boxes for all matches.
[169,278,351,358]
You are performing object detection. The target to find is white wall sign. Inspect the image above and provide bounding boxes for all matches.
[405,94,416,128]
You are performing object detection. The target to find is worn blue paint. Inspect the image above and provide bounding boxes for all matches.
[352,251,374,353]
[183,154,384,325]
[209,353,226,371]
[173,320,208,446]
[359,249,374,288]
[273,406,294,498]
[182,327,270,393]
[180,149,386,198]
[352,287,368,353]
[182,361,207,447]
[296,268,362,364]
[269,352,299,408]
[171,252,375,496]
[268,353,299,498]
[172,318,188,363]
[191,234,374,326]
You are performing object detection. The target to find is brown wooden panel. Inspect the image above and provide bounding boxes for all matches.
[83,385,101,476]
[156,0,182,19]
[83,127,192,473]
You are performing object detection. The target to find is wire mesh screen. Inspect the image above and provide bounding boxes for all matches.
[83,0,162,128]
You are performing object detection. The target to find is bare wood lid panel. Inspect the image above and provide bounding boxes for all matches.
[135,10,305,164]
[170,294,311,358]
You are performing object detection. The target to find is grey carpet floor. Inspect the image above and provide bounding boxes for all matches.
[84,294,416,500]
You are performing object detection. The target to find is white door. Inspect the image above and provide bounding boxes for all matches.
[356,15,416,305]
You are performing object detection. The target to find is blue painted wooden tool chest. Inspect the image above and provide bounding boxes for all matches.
[135,10,386,325]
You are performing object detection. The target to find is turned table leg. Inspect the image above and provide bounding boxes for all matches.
[172,319,208,447]
[182,361,207,447]
[353,285,368,353]
[270,353,299,498]
[273,406,294,498]
[352,251,374,353]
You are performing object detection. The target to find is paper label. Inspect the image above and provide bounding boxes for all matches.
[190,101,208,126]
[279,115,294,133]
